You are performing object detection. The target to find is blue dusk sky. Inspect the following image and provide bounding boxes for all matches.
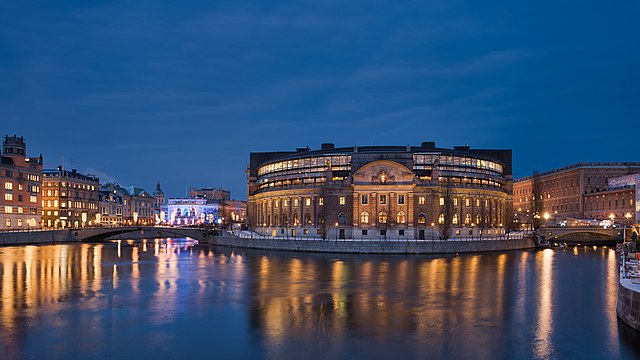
[1,1,638,199]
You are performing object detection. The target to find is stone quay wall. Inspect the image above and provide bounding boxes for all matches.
[0,230,77,246]
[211,236,535,254]
[617,279,640,331]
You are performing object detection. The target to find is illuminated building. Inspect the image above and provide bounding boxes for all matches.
[166,198,220,225]
[188,187,230,202]
[583,173,639,223]
[247,142,512,239]
[513,163,640,226]
[153,182,166,224]
[98,190,124,226]
[42,167,99,229]
[100,183,154,225]
[0,135,43,229]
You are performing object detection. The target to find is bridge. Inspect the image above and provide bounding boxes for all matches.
[538,227,623,245]
[0,226,220,246]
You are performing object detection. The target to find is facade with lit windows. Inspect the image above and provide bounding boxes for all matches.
[513,163,640,227]
[0,135,43,229]
[42,167,99,229]
[247,142,512,240]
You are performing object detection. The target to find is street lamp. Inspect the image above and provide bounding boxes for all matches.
[335,222,339,241]
[624,212,633,241]
[543,212,550,228]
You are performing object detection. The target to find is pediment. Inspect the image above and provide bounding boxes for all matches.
[352,160,415,184]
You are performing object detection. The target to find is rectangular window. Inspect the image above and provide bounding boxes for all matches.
[465,198,470,207]
[361,195,368,205]
[317,229,322,235]
[4,182,12,190]
[30,196,37,203]
[476,199,480,206]
[418,196,425,205]
[399,230,404,236]
[5,219,10,227]
[4,206,12,213]
[305,198,311,207]
[398,195,405,205]
[380,229,386,236]
[283,199,288,207]
[379,195,387,204]
[4,193,12,201]
[453,198,458,206]
[455,229,461,235]
[339,196,346,205]
[362,229,368,235]
[319,198,324,206]
[293,198,299,207]
[439,197,444,206]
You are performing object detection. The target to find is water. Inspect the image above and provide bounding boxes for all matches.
[1,239,639,360]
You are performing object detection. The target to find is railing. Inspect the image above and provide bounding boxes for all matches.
[232,230,530,242]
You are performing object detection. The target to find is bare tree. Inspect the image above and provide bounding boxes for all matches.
[439,177,454,240]
[531,169,543,230]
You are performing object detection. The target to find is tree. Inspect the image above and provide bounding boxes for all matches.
[439,177,454,240]
[531,169,544,230]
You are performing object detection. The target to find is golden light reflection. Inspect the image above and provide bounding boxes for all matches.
[534,249,555,359]
[605,248,620,357]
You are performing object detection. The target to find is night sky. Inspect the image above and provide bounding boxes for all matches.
[1,1,638,199]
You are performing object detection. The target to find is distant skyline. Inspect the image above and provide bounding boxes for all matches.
[2,1,638,199]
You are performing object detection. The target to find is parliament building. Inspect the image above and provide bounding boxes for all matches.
[247,142,512,240]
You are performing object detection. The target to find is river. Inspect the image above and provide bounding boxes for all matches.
[1,239,639,359]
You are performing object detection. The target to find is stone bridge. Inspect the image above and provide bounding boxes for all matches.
[539,227,622,244]
[74,226,218,242]
[0,226,219,246]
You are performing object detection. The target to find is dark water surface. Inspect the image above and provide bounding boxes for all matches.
[1,239,639,360]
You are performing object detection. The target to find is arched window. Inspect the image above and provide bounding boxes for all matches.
[293,213,299,226]
[438,213,445,224]
[360,211,369,224]
[465,213,471,225]
[417,213,426,224]
[452,214,459,225]
[476,214,481,225]
[305,213,311,224]
[485,214,490,225]
[338,213,347,225]
[378,211,388,224]
[283,214,288,226]
[318,215,325,225]
[396,211,406,224]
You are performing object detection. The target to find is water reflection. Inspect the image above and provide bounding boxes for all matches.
[1,242,640,359]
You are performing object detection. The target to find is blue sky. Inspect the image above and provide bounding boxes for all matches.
[1,1,638,199]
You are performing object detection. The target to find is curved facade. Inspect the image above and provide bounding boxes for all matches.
[248,142,512,240]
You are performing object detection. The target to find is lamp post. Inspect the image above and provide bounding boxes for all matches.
[624,212,633,242]
[609,213,615,229]
[335,222,339,241]
[543,212,550,228]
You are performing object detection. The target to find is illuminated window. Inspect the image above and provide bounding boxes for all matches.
[4,193,12,201]
[293,198,299,207]
[396,211,406,224]
[378,211,388,224]
[305,198,311,207]
[476,199,480,207]
[275,200,279,208]
[438,214,445,224]
[4,206,11,213]
[418,213,426,224]
[379,195,387,204]
[465,213,471,224]
[17,219,22,227]
[339,196,346,205]
[361,195,368,205]
[476,214,482,224]
[455,229,460,235]
[17,207,23,214]
[29,196,37,203]
[453,198,458,206]
[418,196,425,205]
[319,198,324,206]
[439,197,444,206]
[283,199,288,207]
[5,219,10,227]
[398,195,405,205]
[452,214,459,225]
[4,182,12,190]
[465,198,470,207]
[360,212,369,224]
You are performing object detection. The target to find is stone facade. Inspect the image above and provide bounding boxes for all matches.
[42,167,100,229]
[617,280,640,331]
[248,142,512,240]
[513,163,640,226]
[0,135,43,229]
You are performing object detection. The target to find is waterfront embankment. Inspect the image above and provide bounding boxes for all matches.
[0,229,78,245]
[211,235,535,254]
